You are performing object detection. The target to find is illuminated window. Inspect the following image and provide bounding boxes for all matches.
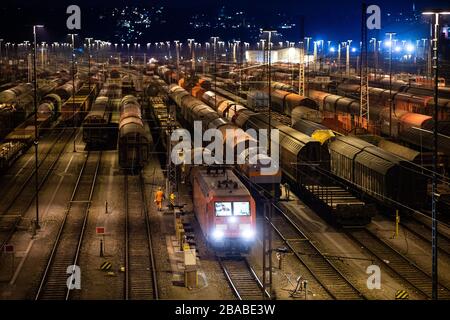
[233,202,250,216]
[215,202,232,216]
[215,201,250,216]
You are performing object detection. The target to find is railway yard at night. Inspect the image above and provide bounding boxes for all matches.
[1,1,450,309]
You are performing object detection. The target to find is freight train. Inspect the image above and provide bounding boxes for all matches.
[367,77,450,99]
[260,85,450,158]
[37,93,62,123]
[82,96,111,147]
[0,83,34,139]
[195,89,375,225]
[150,79,256,252]
[336,83,450,121]
[0,79,76,172]
[306,89,450,158]
[83,81,122,148]
[167,84,282,196]
[60,83,97,124]
[0,74,98,173]
[0,141,27,173]
[197,88,432,221]
[118,95,152,170]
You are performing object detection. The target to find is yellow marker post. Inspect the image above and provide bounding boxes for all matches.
[394,210,400,239]
[170,193,176,206]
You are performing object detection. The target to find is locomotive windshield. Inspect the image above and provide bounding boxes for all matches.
[215,201,250,216]
[215,202,232,216]
[233,202,250,216]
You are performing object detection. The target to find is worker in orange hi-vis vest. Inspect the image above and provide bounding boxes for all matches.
[154,187,165,211]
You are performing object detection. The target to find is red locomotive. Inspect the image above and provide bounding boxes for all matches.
[191,167,257,252]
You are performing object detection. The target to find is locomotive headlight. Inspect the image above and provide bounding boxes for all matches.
[212,229,224,240]
[241,228,255,240]
[228,216,237,224]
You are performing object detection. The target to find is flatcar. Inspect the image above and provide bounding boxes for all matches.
[60,84,96,124]
[118,95,152,170]
[0,104,17,139]
[0,141,27,172]
[191,167,256,251]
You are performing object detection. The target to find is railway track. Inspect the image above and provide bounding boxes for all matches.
[271,203,366,300]
[346,228,450,300]
[0,128,74,252]
[35,151,101,300]
[124,173,158,300]
[218,256,266,300]
[400,218,450,258]
[0,125,63,187]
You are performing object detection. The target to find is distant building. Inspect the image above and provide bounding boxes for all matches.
[245,47,313,63]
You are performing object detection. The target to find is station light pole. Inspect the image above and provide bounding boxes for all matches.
[69,33,77,153]
[370,37,377,80]
[304,37,312,92]
[40,42,46,71]
[33,25,44,230]
[127,43,130,68]
[95,39,100,65]
[211,37,219,109]
[313,41,318,72]
[187,38,195,79]
[174,40,180,83]
[262,29,276,299]
[86,38,93,93]
[386,32,396,137]
[421,38,428,70]
[422,9,450,300]
[23,41,30,81]
[346,40,352,76]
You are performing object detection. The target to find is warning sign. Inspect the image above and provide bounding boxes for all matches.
[395,290,409,300]
[100,261,112,271]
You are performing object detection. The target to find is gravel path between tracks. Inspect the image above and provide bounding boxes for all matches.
[76,151,125,299]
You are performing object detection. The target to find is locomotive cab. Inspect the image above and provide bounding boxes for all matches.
[191,167,257,252]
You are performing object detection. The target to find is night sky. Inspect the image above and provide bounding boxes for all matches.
[1,0,449,43]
